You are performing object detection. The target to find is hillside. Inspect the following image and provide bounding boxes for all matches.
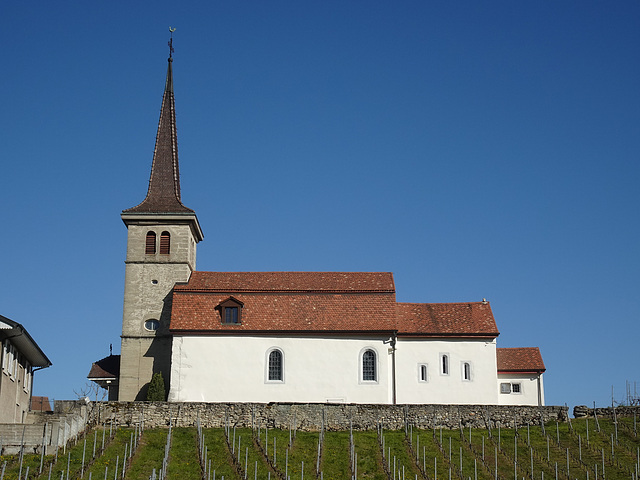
[0,416,637,479]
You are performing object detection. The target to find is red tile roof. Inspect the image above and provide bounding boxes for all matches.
[175,271,396,293]
[396,302,500,337]
[497,347,545,372]
[171,272,502,337]
[31,396,52,412]
[171,271,397,332]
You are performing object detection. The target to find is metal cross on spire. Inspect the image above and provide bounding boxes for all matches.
[168,27,176,60]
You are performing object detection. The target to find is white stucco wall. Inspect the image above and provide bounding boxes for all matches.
[395,338,499,405]
[169,335,392,404]
[497,373,544,406]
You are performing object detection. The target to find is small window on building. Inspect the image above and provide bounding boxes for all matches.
[23,363,30,394]
[462,362,471,381]
[2,342,8,374]
[267,349,283,382]
[440,354,449,375]
[144,319,160,331]
[500,382,511,394]
[419,364,428,382]
[217,297,244,325]
[362,349,377,382]
[512,383,522,394]
[12,349,18,378]
[145,231,156,254]
[160,231,170,255]
[225,307,238,324]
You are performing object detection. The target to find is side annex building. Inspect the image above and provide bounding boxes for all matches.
[109,50,546,407]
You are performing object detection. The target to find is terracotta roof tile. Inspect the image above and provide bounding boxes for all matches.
[396,302,500,337]
[171,272,506,337]
[175,271,396,293]
[497,347,545,372]
[172,291,398,332]
[31,396,52,412]
[172,272,396,332]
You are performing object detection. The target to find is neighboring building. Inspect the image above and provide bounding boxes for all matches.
[88,354,120,401]
[112,48,546,406]
[30,396,52,412]
[0,315,51,422]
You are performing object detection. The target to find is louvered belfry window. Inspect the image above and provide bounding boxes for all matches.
[145,232,156,254]
[160,231,171,255]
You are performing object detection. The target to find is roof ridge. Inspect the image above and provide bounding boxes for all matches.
[192,271,394,274]
[397,301,489,306]
[175,288,395,293]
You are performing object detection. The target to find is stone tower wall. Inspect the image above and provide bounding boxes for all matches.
[119,219,198,401]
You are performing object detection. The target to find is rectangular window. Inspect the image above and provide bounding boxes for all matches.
[224,307,239,324]
[2,342,7,373]
[500,382,511,394]
[512,383,522,394]
[12,348,18,378]
[23,363,30,393]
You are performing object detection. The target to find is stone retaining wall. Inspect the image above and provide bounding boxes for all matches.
[90,402,568,431]
[0,401,91,455]
[573,404,640,419]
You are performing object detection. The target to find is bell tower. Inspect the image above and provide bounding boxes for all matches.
[119,39,203,401]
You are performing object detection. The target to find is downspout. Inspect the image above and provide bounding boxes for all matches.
[391,331,397,405]
[537,372,542,407]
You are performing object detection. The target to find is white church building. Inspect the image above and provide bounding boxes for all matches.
[111,47,546,406]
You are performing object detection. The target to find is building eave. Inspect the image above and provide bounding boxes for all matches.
[121,211,203,242]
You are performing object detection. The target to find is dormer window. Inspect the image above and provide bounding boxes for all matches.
[216,297,244,325]
[225,307,238,324]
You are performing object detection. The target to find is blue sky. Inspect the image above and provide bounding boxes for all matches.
[1,2,639,410]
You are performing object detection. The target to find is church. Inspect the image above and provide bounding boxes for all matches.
[106,47,546,406]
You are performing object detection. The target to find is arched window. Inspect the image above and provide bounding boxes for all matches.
[419,364,428,382]
[362,349,377,381]
[463,362,471,381]
[268,349,283,381]
[160,231,171,255]
[145,231,156,254]
[441,354,449,375]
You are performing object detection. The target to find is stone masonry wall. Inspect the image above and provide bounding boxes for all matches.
[0,401,568,454]
[573,404,640,419]
[89,402,568,431]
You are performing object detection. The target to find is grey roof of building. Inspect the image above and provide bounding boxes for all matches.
[0,315,52,368]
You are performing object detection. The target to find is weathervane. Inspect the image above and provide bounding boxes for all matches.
[168,26,176,60]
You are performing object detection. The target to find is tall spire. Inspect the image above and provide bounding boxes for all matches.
[124,34,194,214]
